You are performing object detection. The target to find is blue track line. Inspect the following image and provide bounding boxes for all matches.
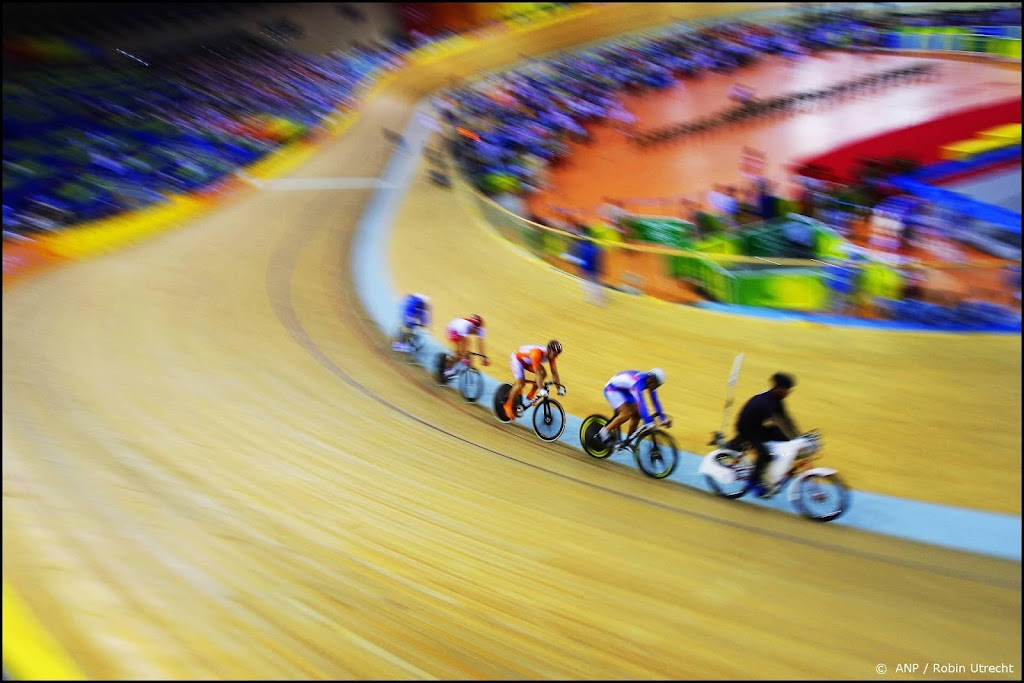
[352,97,1022,563]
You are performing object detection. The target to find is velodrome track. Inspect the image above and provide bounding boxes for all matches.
[3,4,1022,679]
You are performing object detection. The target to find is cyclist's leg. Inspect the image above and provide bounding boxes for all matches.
[445,328,461,371]
[745,439,774,492]
[601,388,632,440]
[625,404,642,438]
[505,355,526,418]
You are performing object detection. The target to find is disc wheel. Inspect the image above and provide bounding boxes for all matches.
[493,383,513,423]
[580,414,614,458]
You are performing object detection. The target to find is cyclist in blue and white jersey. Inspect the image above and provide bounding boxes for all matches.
[598,368,671,446]
[392,293,431,352]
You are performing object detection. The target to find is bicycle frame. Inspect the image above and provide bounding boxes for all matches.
[453,351,486,371]
[516,379,564,409]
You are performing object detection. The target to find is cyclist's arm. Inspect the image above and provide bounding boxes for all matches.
[421,306,431,327]
[774,406,799,440]
[476,333,486,358]
[531,351,546,383]
[549,357,561,386]
[649,388,665,422]
[632,378,653,423]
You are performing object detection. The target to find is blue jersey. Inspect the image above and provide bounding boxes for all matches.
[605,370,664,423]
[401,294,430,327]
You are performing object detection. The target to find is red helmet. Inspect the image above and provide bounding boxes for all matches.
[469,314,484,327]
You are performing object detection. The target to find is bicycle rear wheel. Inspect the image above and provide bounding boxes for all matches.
[493,383,513,422]
[703,451,753,498]
[580,414,614,458]
[635,430,678,479]
[532,399,565,442]
[434,353,449,385]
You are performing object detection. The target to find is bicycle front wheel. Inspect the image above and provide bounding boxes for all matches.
[407,331,425,362]
[635,430,679,479]
[461,367,483,403]
[532,399,565,442]
[792,472,850,522]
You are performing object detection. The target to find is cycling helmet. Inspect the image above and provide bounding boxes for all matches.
[547,339,563,356]
[414,293,431,306]
[647,367,666,388]
[469,314,484,327]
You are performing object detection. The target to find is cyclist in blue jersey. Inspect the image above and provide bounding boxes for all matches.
[598,368,671,446]
[392,293,431,353]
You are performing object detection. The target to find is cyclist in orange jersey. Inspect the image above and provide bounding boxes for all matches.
[504,340,565,420]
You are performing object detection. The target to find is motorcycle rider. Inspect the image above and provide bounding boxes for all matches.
[733,372,800,498]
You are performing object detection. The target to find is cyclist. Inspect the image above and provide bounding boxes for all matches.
[733,372,800,498]
[443,314,489,379]
[392,293,431,353]
[504,340,566,420]
[597,368,671,446]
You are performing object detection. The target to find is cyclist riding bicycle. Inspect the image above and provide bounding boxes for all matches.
[598,368,671,446]
[393,293,431,352]
[732,372,800,498]
[504,340,565,420]
[443,314,490,379]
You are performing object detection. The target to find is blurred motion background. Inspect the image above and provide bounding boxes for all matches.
[3,2,1021,680]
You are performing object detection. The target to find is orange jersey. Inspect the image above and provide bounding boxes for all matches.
[514,344,549,371]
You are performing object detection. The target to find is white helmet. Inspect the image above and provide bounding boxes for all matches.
[415,293,430,306]
[647,368,666,388]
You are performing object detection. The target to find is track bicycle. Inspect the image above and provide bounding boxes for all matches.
[492,380,567,442]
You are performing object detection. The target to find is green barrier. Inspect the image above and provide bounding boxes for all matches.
[619,214,697,278]
[587,224,624,244]
[679,255,736,301]
[740,215,843,260]
[620,215,695,246]
[703,261,737,302]
[695,233,741,256]
[541,229,571,259]
[693,211,726,236]
[730,267,830,311]
[858,262,905,303]
[815,227,846,260]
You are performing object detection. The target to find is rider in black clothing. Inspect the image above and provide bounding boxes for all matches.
[734,372,800,497]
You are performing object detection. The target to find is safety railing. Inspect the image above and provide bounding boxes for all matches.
[467,185,1021,331]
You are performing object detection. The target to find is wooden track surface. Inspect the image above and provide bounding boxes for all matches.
[3,5,1021,679]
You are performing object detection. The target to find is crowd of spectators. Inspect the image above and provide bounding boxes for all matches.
[2,2,588,239]
[3,32,414,236]
[3,2,1017,242]
[443,10,892,202]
